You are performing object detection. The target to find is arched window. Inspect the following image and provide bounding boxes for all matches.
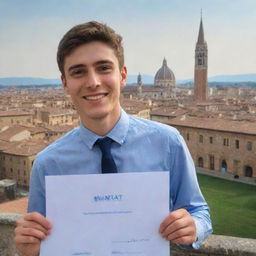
[221,160,227,173]
[244,166,253,177]
[198,157,204,168]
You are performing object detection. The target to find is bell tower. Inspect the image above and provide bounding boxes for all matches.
[137,73,142,96]
[194,12,208,101]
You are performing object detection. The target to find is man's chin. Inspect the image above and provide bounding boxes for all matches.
[82,110,109,121]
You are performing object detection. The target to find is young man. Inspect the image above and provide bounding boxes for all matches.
[14,21,212,256]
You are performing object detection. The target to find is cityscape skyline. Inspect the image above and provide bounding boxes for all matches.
[0,0,255,80]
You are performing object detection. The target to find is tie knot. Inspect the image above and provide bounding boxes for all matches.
[96,137,113,153]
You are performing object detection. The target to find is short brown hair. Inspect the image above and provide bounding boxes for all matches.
[57,21,124,75]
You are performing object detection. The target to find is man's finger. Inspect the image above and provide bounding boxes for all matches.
[20,220,50,235]
[14,235,41,245]
[165,226,194,241]
[20,227,47,241]
[24,212,51,229]
[159,209,186,233]
[171,235,195,245]
[161,218,188,238]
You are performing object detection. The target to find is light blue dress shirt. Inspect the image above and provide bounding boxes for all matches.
[28,110,212,249]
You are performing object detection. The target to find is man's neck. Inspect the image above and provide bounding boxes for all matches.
[80,108,121,136]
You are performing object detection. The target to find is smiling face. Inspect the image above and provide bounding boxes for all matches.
[62,41,127,132]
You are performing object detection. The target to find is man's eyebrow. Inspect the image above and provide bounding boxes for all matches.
[95,60,114,65]
[68,64,85,72]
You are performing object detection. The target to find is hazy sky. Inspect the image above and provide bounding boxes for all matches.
[0,0,255,79]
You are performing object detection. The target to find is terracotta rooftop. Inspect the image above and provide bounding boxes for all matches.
[150,108,188,117]
[0,140,11,151]
[122,85,163,93]
[0,126,30,142]
[165,117,256,135]
[0,110,32,117]
[1,140,49,156]
[21,125,47,134]
[0,197,28,214]
[41,108,74,115]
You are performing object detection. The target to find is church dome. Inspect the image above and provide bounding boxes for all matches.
[154,58,175,88]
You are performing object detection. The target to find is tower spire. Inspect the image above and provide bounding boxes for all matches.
[194,11,208,102]
[197,10,205,44]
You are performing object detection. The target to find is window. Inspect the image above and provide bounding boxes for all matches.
[244,166,253,177]
[24,160,26,165]
[198,157,204,168]
[186,133,190,141]
[247,142,252,151]
[209,137,213,144]
[199,135,203,143]
[235,140,239,149]
[221,160,227,173]
[223,138,229,146]
[209,155,215,170]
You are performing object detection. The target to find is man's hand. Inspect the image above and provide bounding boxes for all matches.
[159,208,197,245]
[14,212,52,256]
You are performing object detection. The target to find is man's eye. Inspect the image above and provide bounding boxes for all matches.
[71,70,84,76]
[98,66,111,72]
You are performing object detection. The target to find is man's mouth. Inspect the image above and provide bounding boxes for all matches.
[83,93,108,100]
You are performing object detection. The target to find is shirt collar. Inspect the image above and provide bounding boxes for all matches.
[78,109,129,149]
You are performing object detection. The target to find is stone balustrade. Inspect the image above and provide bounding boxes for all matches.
[1,212,255,256]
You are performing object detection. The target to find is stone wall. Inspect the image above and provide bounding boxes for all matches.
[0,213,21,256]
[171,235,256,256]
[1,213,256,256]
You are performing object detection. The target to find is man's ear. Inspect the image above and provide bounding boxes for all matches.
[120,66,127,88]
[61,75,69,94]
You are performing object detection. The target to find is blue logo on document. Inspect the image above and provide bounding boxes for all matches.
[93,194,123,202]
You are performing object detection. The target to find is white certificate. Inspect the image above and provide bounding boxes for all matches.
[40,172,170,256]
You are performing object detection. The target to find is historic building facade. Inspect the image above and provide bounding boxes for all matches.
[154,58,176,97]
[0,140,49,187]
[194,16,208,102]
[122,58,176,99]
[163,117,256,179]
[0,111,33,126]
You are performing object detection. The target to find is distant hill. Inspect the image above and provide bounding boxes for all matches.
[208,74,256,83]
[177,73,256,84]
[0,77,61,86]
[0,73,256,86]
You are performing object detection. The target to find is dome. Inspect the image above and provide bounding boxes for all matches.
[154,58,175,87]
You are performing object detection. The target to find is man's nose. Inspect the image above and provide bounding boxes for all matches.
[86,70,100,89]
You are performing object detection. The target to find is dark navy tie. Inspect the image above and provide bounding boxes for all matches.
[96,137,117,174]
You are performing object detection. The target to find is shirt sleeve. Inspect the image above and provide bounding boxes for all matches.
[28,157,46,216]
[169,132,213,249]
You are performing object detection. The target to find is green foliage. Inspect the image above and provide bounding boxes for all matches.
[197,174,256,239]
